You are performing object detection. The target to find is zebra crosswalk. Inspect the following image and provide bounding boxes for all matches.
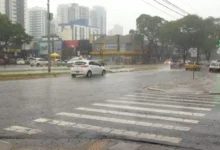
[4,92,217,145]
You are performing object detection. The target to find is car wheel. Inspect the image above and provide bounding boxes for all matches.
[30,65,33,67]
[87,71,92,78]
[209,69,212,72]
[72,74,76,78]
[102,70,106,76]
[186,68,188,71]
[36,63,40,67]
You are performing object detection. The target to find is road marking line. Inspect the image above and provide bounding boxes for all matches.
[56,112,191,131]
[4,126,41,135]
[106,100,211,111]
[76,107,199,124]
[92,103,205,117]
[133,93,214,99]
[34,118,182,144]
[119,97,215,107]
[125,95,219,104]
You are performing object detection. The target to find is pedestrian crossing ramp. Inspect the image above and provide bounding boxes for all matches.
[4,92,217,145]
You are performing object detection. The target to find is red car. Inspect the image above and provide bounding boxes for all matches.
[0,59,4,65]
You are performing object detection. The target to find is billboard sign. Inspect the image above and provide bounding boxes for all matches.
[39,41,63,55]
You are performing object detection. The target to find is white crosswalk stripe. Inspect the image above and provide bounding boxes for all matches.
[119,97,215,107]
[34,118,181,144]
[125,95,219,104]
[106,100,211,111]
[56,112,191,131]
[132,93,214,100]
[3,92,215,145]
[76,107,199,123]
[92,103,206,117]
[4,126,41,135]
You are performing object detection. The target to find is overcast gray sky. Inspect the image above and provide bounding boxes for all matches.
[28,0,220,34]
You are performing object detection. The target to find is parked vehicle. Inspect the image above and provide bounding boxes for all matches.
[209,62,220,72]
[52,59,66,66]
[94,60,106,66]
[0,59,4,65]
[185,62,201,71]
[170,60,184,69]
[25,57,35,65]
[70,60,106,78]
[16,59,25,65]
[67,57,85,67]
[30,58,48,67]
[164,59,171,64]
[9,58,16,64]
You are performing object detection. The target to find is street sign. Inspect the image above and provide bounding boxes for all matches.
[189,48,197,58]
[217,40,220,47]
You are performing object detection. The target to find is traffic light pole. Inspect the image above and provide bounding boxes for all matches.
[117,35,120,65]
[47,0,51,73]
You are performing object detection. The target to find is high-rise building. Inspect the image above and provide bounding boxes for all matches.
[68,3,80,22]
[28,7,48,39]
[90,6,106,34]
[108,24,123,35]
[80,6,89,20]
[1,0,27,27]
[0,0,6,14]
[57,4,69,24]
[57,3,91,25]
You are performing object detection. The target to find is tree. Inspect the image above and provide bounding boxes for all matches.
[0,13,32,52]
[136,14,165,63]
[129,29,136,34]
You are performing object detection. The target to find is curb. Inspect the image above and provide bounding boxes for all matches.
[147,87,166,92]
[209,92,220,95]
[0,140,12,150]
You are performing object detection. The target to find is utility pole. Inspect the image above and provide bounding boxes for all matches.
[117,34,120,65]
[52,34,55,53]
[47,0,51,73]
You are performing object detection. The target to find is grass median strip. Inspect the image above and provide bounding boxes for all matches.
[0,72,69,80]
[0,67,69,73]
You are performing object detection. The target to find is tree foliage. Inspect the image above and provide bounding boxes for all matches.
[136,14,165,63]
[136,14,220,62]
[0,13,32,51]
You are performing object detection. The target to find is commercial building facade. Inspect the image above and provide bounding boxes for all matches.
[91,34,143,65]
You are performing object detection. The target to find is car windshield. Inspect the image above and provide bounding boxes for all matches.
[74,61,87,65]
[211,63,218,66]
[187,62,193,64]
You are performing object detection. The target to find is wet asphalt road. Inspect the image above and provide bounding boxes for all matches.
[0,67,220,150]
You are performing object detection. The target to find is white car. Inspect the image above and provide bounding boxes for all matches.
[16,59,25,65]
[30,58,48,67]
[70,60,106,78]
[209,62,220,72]
[67,57,84,67]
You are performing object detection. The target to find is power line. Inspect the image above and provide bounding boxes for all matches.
[162,0,190,15]
[141,0,177,19]
[153,0,185,17]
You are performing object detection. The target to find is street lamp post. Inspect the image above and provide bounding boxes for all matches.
[47,0,51,73]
